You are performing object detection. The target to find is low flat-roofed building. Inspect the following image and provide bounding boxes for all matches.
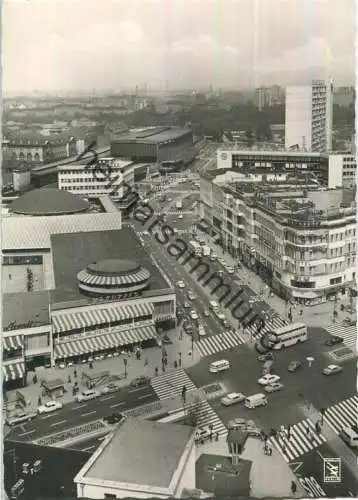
[74,417,196,499]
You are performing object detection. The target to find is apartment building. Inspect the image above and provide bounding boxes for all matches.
[328,152,357,189]
[200,171,356,304]
[285,80,333,152]
[58,158,135,200]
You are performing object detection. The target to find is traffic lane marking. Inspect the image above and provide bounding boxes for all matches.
[72,404,88,410]
[138,394,155,400]
[99,395,116,401]
[39,414,57,420]
[17,429,35,437]
[81,410,97,417]
[109,402,126,409]
[128,387,150,394]
[50,419,67,427]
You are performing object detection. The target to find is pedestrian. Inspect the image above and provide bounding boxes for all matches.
[74,369,77,378]
[291,481,297,494]
[162,365,165,373]
[178,357,182,367]
[299,308,303,316]
[33,374,38,384]
[306,425,310,435]
[164,357,168,366]
[282,444,286,454]
[38,396,42,406]
[155,367,158,376]
[174,360,178,369]
[68,375,71,384]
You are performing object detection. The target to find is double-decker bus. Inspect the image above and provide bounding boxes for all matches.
[263,322,308,350]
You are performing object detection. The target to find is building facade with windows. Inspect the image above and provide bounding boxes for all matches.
[58,158,135,200]
[200,171,356,304]
[285,80,333,152]
[328,152,357,189]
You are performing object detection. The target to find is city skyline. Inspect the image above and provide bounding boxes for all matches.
[3,0,355,94]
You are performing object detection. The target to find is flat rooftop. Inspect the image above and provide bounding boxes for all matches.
[2,291,51,330]
[81,418,194,488]
[114,126,190,144]
[50,226,170,303]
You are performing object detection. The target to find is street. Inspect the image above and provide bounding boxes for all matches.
[6,383,158,441]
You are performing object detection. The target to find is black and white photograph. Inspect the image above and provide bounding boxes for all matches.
[2,0,357,499]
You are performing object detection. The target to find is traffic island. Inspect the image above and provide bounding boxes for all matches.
[34,420,111,448]
[329,346,356,361]
[200,382,226,401]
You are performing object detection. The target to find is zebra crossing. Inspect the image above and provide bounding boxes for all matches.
[299,477,326,498]
[150,368,196,400]
[323,394,358,434]
[244,314,288,342]
[324,323,357,350]
[194,400,227,437]
[269,418,327,462]
[194,330,246,358]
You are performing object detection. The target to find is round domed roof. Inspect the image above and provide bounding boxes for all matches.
[87,259,140,276]
[11,188,90,216]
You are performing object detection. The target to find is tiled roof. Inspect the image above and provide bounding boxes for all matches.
[2,213,122,250]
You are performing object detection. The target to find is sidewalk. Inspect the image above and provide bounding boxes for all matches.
[8,327,197,411]
[196,435,306,498]
[203,233,356,329]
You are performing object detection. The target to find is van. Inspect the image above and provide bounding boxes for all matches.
[339,426,358,448]
[209,359,230,373]
[244,393,268,409]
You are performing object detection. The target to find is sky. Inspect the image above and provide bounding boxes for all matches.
[3,0,356,93]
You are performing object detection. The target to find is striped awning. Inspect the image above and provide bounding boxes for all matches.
[3,335,24,351]
[54,324,157,359]
[52,302,154,334]
[3,361,25,382]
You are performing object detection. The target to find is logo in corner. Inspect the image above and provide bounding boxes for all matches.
[323,458,341,483]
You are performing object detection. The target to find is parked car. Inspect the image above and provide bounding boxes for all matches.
[221,392,246,406]
[203,309,210,317]
[130,376,150,387]
[76,390,100,402]
[325,336,344,346]
[7,411,37,426]
[226,267,235,274]
[287,360,302,372]
[194,426,211,443]
[264,382,284,393]
[183,301,191,309]
[322,364,343,376]
[190,310,199,320]
[101,383,120,394]
[38,400,63,414]
[176,281,185,289]
[258,352,274,362]
[104,412,125,425]
[257,374,281,386]
[188,291,197,300]
[198,324,206,337]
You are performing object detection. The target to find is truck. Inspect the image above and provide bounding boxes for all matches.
[175,199,183,209]
[202,245,211,257]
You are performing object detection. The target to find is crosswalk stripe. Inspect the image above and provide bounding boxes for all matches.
[324,395,358,434]
[150,369,196,400]
[299,477,327,498]
[324,323,357,350]
[194,330,246,358]
[269,419,326,462]
[194,400,227,437]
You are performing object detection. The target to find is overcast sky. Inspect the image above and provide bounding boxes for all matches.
[3,0,356,93]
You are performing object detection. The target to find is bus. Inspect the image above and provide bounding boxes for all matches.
[264,322,307,350]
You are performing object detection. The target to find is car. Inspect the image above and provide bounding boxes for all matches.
[257,374,281,386]
[325,336,344,346]
[227,418,261,436]
[221,392,246,406]
[210,253,217,261]
[76,390,100,402]
[104,412,126,425]
[101,383,120,394]
[258,352,274,362]
[183,323,195,335]
[322,364,343,376]
[198,324,206,336]
[226,267,235,274]
[176,281,185,289]
[183,301,191,309]
[37,400,63,414]
[190,310,199,320]
[178,214,183,219]
[6,411,37,426]
[187,291,197,300]
[264,382,284,393]
[343,317,357,326]
[194,426,211,443]
[130,376,150,387]
[287,360,302,372]
[227,418,247,430]
[203,309,210,317]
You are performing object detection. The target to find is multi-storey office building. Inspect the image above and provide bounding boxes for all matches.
[217,148,329,185]
[200,170,356,304]
[328,152,357,189]
[285,80,333,152]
